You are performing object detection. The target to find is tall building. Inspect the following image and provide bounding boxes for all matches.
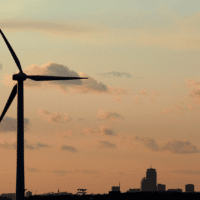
[185,184,194,193]
[146,168,157,191]
[141,167,157,191]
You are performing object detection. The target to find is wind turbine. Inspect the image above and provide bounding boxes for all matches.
[0,29,88,200]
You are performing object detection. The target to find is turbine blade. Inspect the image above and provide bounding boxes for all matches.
[0,29,23,73]
[26,75,88,81]
[0,84,17,122]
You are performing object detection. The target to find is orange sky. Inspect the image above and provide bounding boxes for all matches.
[0,0,200,195]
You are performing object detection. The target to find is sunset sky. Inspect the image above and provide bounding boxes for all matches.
[1,0,200,195]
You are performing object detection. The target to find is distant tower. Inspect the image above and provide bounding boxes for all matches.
[141,167,157,191]
[146,167,157,191]
[58,189,59,193]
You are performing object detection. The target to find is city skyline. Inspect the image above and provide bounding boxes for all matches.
[0,0,200,195]
[0,166,196,197]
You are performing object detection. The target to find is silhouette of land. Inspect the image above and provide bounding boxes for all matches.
[21,192,200,200]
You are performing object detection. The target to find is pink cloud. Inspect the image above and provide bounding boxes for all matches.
[113,95,122,103]
[186,78,200,104]
[133,90,158,104]
[161,104,194,114]
[186,79,200,87]
[82,125,117,136]
[133,96,145,106]
[174,105,188,111]
[150,97,155,102]
[97,108,123,121]
[108,87,127,95]
[54,130,75,139]
[152,91,158,96]
[82,127,97,135]
[187,104,194,110]
[38,109,72,123]
[139,90,147,95]
[150,91,158,102]
[161,108,174,114]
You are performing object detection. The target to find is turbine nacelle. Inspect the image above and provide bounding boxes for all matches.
[13,73,27,81]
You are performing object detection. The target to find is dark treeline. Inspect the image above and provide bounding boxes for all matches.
[0,197,11,200]
[24,192,200,200]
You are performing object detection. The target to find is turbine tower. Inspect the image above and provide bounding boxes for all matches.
[0,29,88,200]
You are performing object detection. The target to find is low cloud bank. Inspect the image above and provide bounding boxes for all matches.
[135,136,199,154]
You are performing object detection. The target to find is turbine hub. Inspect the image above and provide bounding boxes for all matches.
[13,73,27,81]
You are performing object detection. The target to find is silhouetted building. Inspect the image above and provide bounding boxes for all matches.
[77,189,87,195]
[185,184,194,193]
[146,168,157,191]
[112,186,120,192]
[26,191,32,197]
[141,177,148,191]
[141,167,157,191]
[157,184,166,191]
[109,183,121,194]
[111,182,120,192]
